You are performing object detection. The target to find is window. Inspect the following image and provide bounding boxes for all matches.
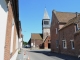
[56,40,59,48]
[44,21,49,25]
[56,28,58,34]
[75,24,80,32]
[70,40,74,49]
[62,40,67,49]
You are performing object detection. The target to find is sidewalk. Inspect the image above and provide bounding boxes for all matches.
[16,48,29,60]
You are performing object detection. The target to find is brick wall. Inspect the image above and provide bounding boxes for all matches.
[50,12,60,52]
[44,36,51,49]
[59,24,76,56]
[4,3,13,60]
[4,2,19,60]
[74,32,80,56]
[31,39,43,48]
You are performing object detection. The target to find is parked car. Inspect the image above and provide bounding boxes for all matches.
[25,45,30,48]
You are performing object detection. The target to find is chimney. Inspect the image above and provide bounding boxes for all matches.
[76,12,78,17]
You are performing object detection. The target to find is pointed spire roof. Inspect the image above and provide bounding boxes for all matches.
[43,8,50,19]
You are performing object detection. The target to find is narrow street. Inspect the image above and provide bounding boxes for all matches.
[25,49,80,60]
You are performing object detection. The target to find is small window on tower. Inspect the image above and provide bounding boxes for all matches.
[44,21,49,25]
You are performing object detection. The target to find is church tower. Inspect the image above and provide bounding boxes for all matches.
[42,8,50,42]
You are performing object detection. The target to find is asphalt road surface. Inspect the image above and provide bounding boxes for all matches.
[26,49,80,60]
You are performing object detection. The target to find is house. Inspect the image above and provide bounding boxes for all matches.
[50,10,79,53]
[31,33,43,48]
[18,21,23,50]
[0,0,19,60]
[59,14,80,56]
[43,36,51,49]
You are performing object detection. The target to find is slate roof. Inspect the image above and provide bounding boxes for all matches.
[43,8,50,19]
[53,10,79,23]
[31,33,43,40]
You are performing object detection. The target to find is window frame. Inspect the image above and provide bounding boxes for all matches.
[62,40,67,49]
[70,40,75,49]
[75,24,80,32]
[43,21,49,25]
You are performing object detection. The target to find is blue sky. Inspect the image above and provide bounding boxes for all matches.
[19,0,80,42]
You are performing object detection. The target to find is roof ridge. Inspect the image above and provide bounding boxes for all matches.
[56,11,78,14]
[68,14,80,23]
[59,15,80,30]
[53,10,80,14]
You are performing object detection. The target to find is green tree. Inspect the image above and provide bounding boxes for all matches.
[23,41,27,46]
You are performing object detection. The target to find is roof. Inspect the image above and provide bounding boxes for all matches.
[43,8,50,19]
[53,10,79,23]
[44,36,50,42]
[59,14,80,30]
[31,33,43,40]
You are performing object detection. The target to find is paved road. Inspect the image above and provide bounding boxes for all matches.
[26,49,80,60]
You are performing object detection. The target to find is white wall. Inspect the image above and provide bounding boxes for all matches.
[0,0,8,60]
[18,38,23,50]
[10,18,15,53]
[16,33,18,49]
[10,49,18,60]
[10,33,19,60]
[43,29,50,35]
[43,28,50,41]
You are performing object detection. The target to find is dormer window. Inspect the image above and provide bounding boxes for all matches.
[44,21,49,25]
[75,24,80,32]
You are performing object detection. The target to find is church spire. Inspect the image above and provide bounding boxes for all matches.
[43,7,50,19]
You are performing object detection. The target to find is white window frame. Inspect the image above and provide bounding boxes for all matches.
[62,40,67,49]
[70,40,75,49]
[75,24,80,32]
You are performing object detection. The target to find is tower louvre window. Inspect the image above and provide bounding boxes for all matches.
[44,21,49,25]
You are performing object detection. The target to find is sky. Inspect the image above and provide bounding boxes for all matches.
[19,0,80,42]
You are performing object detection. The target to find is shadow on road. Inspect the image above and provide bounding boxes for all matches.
[29,50,80,60]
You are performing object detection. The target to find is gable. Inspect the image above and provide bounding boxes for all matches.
[31,33,43,40]
[51,11,59,28]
